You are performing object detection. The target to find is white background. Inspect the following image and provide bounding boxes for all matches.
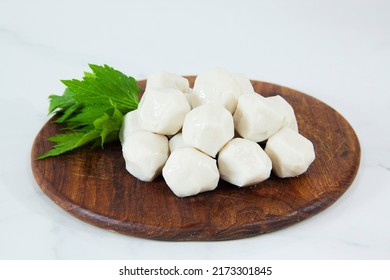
[1,0,389,259]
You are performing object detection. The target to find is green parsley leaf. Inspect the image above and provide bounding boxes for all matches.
[36,131,100,159]
[62,64,139,114]
[65,104,114,129]
[48,88,78,113]
[37,64,140,159]
[93,107,124,145]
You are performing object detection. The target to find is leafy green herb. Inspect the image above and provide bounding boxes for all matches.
[37,64,140,159]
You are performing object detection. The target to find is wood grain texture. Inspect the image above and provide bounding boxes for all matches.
[31,77,361,241]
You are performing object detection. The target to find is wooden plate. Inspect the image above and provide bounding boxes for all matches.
[31,77,361,241]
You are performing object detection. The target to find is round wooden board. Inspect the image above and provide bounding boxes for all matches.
[31,77,360,241]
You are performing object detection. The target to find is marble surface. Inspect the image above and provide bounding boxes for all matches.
[1,0,389,259]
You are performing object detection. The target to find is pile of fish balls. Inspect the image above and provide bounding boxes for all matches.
[120,69,315,197]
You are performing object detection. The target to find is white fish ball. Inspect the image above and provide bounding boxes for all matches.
[168,133,190,153]
[119,109,142,144]
[122,130,169,182]
[218,138,272,187]
[146,71,190,93]
[162,148,220,197]
[182,104,234,157]
[234,93,283,142]
[266,95,298,132]
[265,127,315,178]
[192,69,244,114]
[137,87,191,135]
